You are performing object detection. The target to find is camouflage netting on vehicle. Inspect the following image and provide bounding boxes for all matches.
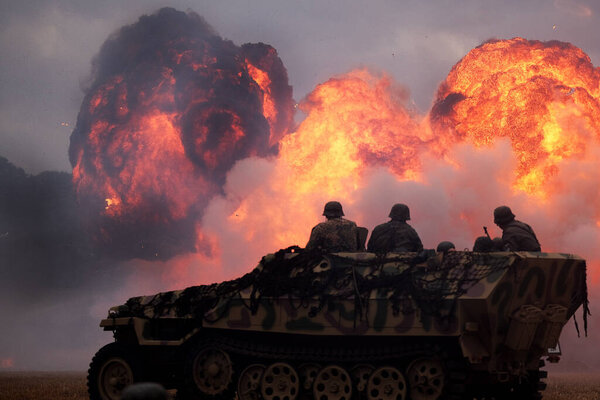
[115,247,517,324]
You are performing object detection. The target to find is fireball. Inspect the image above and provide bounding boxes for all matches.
[430,38,600,198]
[69,8,293,259]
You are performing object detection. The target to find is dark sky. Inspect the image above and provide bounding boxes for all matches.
[1,0,599,173]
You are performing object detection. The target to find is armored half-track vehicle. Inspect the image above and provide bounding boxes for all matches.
[89,248,589,400]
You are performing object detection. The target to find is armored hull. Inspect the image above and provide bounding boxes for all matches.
[88,249,589,400]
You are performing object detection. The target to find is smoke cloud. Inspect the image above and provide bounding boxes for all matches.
[69,7,293,260]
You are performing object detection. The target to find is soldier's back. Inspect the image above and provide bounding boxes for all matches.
[367,220,422,253]
[502,220,541,251]
[307,218,358,252]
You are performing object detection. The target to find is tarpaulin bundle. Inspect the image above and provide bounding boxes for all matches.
[117,247,512,324]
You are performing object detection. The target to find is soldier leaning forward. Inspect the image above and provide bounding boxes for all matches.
[306,201,359,252]
[367,203,423,253]
[493,205,541,252]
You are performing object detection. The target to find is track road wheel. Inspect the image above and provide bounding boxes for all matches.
[261,362,299,400]
[406,358,444,400]
[178,345,235,400]
[313,365,353,400]
[87,342,143,400]
[238,364,266,400]
[366,367,407,400]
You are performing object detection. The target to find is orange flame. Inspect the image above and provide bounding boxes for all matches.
[246,60,277,138]
[281,69,424,193]
[202,40,600,287]
[206,69,427,257]
[72,16,600,289]
[431,38,600,199]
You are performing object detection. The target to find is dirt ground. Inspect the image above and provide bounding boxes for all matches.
[0,371,598,400]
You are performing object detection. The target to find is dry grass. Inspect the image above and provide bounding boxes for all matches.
[543,372,600,400]
[0,372,87,400]
[0,371,598,399]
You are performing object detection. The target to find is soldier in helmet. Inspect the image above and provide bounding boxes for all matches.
[473,236,494,252]
[367,203,423,253]
[306,201,359,252]
[493,205,541,251]
[436,241,456,253]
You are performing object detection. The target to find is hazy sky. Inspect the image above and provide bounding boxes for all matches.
[1,0,600,371]
[1,0,599,174]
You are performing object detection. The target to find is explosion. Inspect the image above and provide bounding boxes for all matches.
[69,8,293,259]
[69,6,600,296]
[281,69,425,191]
[214,70,426,256]
[201,38,600,288]
[430,37,600,198]
[63,12,600,367]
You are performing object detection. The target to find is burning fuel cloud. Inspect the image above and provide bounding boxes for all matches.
[430,37,600,198]
[193,37,600,302]
[68,9,600,297]
[69,8,293,260]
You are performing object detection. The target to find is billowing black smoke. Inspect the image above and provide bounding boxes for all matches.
[68,8,294,260]
[0,156,94,301]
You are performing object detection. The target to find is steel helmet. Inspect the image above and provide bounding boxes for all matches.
[436,241,456,252]
[323,201,344,218]
[473,236,494,252]
[493,206,515,225]
[389,203,410,221]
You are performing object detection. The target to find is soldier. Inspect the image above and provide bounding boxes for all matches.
[367,203,423,253]
[492,237,505,251]
[493,205,541,251]
[473,236,494,252]
[436,241,456,253]
[306,201,359,252]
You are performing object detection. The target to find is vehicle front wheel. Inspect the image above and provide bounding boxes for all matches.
[88,342,144,400]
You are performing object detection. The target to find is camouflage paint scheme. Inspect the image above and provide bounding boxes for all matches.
[101,251,587,373]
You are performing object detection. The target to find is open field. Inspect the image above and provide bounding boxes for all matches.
[544,373,600,400]
[0,371,599,400]
[0,372,87,400]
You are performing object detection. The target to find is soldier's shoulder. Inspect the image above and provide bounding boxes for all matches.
[389,220,412,230]
[504,220,526,231]
[311,221,329,231]
[372,221,389,231]
[338,218,357,227]
[405,222,419,232]
[515,219,533,228]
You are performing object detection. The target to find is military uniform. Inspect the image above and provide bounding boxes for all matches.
[493,205,541,252]
[367,203,423,253]
[436,241,455,253]
[500,220,541,251]
[473,236,494,252]
[306,217,359,252]
[367,220,423,253]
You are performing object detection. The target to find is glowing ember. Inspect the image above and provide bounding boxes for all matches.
[242,43,294,146]
[430,37,600,198]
